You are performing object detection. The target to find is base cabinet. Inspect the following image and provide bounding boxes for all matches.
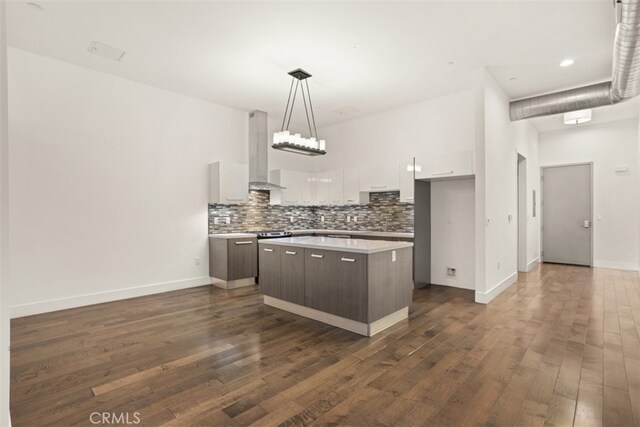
[281,247,305,305]
[209,236,258,281]
[304,249,337,314]
[333,251,367,322]
[259,244,282,298]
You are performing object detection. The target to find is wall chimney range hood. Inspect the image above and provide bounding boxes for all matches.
[248,110,286,191]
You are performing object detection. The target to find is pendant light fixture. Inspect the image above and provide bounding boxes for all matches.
[273,68,326,156]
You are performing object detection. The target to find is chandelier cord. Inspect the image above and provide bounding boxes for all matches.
[280,77,295,132]
[285,80,300,131]
[305,79,319,140]
[300,82,314,139]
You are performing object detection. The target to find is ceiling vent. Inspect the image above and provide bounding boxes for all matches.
[335,106,361,116]
[87,41,126,62]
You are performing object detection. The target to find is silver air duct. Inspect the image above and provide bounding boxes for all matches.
[509,0,640,121]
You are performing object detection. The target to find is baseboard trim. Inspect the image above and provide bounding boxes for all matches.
[475,272,518,305]
[210,277,256,290]
[593,261,640,272]
[10,276,211,318]
[263,295,408,337]
[526,257,540,272]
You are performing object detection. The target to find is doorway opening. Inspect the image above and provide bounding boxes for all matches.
[517,154,527,272]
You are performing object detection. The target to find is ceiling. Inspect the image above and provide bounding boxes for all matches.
[7,0,623,129]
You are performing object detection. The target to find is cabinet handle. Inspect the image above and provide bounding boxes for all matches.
[333,199,341,202]
[371,185,387,189]
[346,199,356,202]
[341,257,356,262]
[319,200,327,203]
[432,171,454,176]
[311,254,323,258]
[285,200,299,203]
[235,241,253,245]
[226,197,244,202]
[285,251,297,255]
[263,248,274,252]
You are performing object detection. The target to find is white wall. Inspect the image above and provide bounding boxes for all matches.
[478,72,540,303]
[315,88,477,172]
[0,3,10,425]
[7,48,255,316]
[431,178,475,290]
[539,118,639,271]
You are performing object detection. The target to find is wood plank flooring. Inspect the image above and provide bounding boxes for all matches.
[10,264,640,426]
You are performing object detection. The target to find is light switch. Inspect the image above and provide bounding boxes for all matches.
[391,250,396,262]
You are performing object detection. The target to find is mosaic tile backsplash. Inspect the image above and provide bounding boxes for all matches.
[209,190,414,234]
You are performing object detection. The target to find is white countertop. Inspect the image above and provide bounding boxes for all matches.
[289,229,414,239]
[258,236,413,254]
[209,233,256,239]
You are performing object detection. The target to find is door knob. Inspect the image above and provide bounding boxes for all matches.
[583,220,591,228]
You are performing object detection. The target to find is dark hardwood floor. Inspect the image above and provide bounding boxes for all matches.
[10,264,640,426]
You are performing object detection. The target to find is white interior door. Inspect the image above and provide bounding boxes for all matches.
[542,164,592,266]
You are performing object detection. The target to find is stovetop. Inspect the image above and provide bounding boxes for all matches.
[253,230,293,239]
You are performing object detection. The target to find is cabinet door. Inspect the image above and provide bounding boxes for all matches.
[300,173,316,206]
[227,238,258,280]
[416,150,474,180]
[343,168,362,205]
[359,163,400,192]
[304,249,337,313]
[315,171,331,206]
[281,170,303,205]
[328,170,344,205]
[334,251,368,322]
[209,162,249,204]
[399,162,415,204]
[280,246,305,305]
[259,244,281,298]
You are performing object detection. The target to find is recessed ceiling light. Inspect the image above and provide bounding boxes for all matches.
[563,109,591,125]
[560,58,575,67]
[509,77,517,81]
[26,2,43,10]
[446,61,455,66]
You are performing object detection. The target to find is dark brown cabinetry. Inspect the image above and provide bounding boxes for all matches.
[304,249,338,314]
[259,244,281,298]
[333,251,367,322]
[209,236,258,281]
[281,247,305,305]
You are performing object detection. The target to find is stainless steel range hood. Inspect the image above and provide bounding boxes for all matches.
[248,110,285,191]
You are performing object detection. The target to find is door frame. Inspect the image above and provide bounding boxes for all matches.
[517,153,527,272]
[540,162,594,267]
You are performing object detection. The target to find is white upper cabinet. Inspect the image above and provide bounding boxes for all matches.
[269,170,315,206]
[399,162,415,204]
[343,168,367,205]
[415,150,474,180]
[315,170,343,206]
[359,162,400,192]
[300,173,316,206]
[209,161,249,204]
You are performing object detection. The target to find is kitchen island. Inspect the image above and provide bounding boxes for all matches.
[258,236,413,336]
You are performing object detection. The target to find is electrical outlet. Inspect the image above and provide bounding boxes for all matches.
[195,257,200,265]
[447,267,456,278]
[290,216,294,223]
[353,216,357,223]
[214,216,231,225]
[347,215,351,223]
[321,215,325,222]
